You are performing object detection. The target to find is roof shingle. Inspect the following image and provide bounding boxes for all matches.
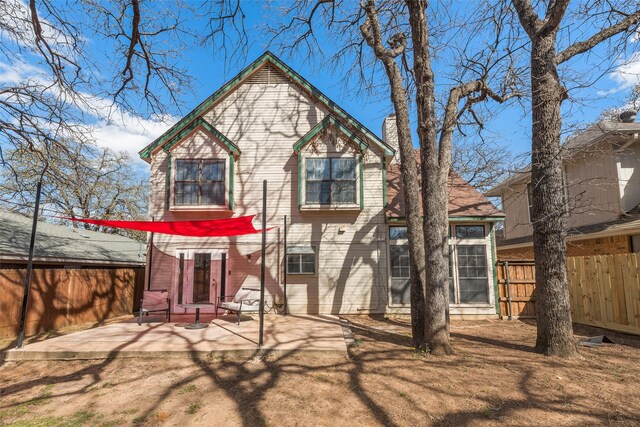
[0,211,146,266]
[386,155,504,219]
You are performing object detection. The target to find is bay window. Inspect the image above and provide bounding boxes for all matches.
[388,224,492,306]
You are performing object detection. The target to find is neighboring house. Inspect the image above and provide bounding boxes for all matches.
[487,118,640,259]
[0,211,146,269]
[139,51,503,318]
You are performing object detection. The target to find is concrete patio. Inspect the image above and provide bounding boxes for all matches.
[5,314,351,361]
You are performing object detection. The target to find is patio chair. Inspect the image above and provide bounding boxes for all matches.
[217,288,261,325]
[138,290,171,325]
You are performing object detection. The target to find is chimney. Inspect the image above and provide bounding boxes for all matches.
[382,114,400,164]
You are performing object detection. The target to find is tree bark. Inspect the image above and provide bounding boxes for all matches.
[529,33,577,356]
[407,0,454,355]
[512,0,640,356]
[389,82,427,350]
[361,2,427,349]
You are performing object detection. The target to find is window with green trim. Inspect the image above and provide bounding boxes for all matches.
[305,158,356,205]
[389,224,491,306]
[175,159,225,206]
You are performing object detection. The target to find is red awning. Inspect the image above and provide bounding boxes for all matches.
[63,215,263,237]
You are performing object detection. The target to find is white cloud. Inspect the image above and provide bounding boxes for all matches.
[89,114,177,164]
[0,59,178,165]
[598,52,640,96]
[0,0,79,57]
[0,60,45,84]
[0,1,178,166]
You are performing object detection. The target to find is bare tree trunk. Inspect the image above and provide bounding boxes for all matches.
[361,2,427,349]
[390,84,427,350]
[512,0,640,357]
[529,34,576,356]
[511,0,640,357]
[378,62,428,349]
[407,0,454,355]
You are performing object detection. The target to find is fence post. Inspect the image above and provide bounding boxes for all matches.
[505,261,512,321]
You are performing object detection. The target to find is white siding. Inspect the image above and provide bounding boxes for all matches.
[501,183,532,240]
[565,147,621,228]
[147,65,388,314]
[501,144,624,240]
[616,140,640,213]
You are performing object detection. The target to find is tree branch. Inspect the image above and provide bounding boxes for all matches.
[360,0,406,60]
[511,0,541,39]
[540,0,569,36]
[555,9,640,64]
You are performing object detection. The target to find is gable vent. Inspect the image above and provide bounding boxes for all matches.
[245,63,290,85]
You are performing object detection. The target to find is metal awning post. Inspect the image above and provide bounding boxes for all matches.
[259,180,266,347]
[16,178,44,348]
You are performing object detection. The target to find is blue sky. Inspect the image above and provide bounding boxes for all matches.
[2,0,639,172]
[133,2,639,167]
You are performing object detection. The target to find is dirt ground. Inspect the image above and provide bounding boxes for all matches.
[1,317,639,427]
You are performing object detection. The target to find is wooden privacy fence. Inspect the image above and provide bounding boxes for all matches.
[0,268,145,340]
[496,260,537,319]
[497,254,640,335]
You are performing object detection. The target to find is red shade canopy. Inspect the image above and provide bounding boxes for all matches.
[63,215,263,237]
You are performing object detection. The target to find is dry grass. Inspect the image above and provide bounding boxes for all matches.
[0,316,639,426]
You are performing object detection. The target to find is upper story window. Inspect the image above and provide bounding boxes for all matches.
[175,159,225,206]
[305,158,356,205]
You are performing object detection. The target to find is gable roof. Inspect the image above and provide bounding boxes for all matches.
[0,211,145,266]
[486,120,640,196]
[139,51,395,162]
[162,118,241,157]
[293,116,368,153]
[386,153,504,219]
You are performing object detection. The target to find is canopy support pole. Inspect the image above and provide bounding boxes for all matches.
[147,217,154,290]
[16,178,43,348]
[259,180,266,347]
[283,215,288,316]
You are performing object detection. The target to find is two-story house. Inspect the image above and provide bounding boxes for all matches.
[138,52,504,318]
[487,118,640,259]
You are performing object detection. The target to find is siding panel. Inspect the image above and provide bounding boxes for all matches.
[148,75,388,314]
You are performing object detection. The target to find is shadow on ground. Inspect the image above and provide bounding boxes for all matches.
[1,317,639,426]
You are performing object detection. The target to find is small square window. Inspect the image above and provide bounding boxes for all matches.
[286,247,316,274]
[175,159,225,206]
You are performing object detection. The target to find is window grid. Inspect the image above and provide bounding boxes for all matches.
[389,224,490,306]
[305,158,356,205]
[286,254,316,275]
[175,159,225,206]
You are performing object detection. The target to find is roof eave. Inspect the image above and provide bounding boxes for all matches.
[293,116,369,154]
[139,51,395,160]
